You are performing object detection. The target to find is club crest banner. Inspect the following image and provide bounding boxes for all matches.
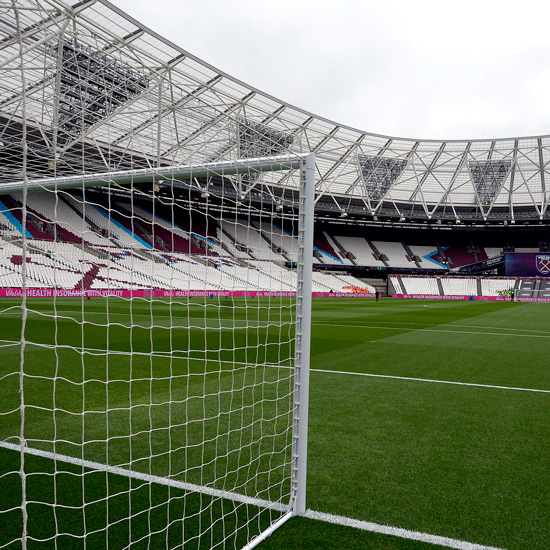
[536,254,550,275]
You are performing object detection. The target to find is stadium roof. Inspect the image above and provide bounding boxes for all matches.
[3,0,550,222]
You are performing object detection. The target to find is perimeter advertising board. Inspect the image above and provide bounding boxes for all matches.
[505,253,550,276]
[0,289,374,298]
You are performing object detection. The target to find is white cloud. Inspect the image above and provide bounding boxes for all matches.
[114,0,550,140]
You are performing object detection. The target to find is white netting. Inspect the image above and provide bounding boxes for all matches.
[0,3,313,547]
[0,170,311,549]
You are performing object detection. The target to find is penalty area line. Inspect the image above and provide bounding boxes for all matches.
[304,510,507,550]
[310,368,550,394]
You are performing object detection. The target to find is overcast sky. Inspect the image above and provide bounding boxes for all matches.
[113,0,550,141]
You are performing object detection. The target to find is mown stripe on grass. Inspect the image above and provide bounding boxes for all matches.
[313,323,550,338]
[4,338,546,393]
[304,510,506,550]
[311,368,550,393]
[318,319,550,335]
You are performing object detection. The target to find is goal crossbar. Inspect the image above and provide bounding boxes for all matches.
[1,154,306,194]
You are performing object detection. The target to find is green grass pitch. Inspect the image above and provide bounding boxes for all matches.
[1,297,549,549]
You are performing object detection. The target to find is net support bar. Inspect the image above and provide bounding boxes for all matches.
[0,154,306,194]
[291,152,315,516]
[240,511,294,550]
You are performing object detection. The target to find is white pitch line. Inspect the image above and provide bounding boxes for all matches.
[2,337,547,393]
[313,323,550,339]
[311,368,550,394]
[304,510,507,550]
[1,442,508,550]
[0,441,287,513]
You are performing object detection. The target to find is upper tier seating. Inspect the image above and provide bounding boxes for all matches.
[257,222,299,262]
[332,236,384,266]
[69,197,148,248]
[443,247,477,268]
[117,204,214,255]
[313,232,345,264]
[372,241,412,268]
[25,193,111,247]
[221,219,282,261]
[0,199,26,238]
[409,246,447,269]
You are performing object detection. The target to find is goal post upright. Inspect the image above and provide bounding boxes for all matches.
[292,152,315,516]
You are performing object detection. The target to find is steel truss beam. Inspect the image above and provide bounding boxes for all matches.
[159,91,255,159]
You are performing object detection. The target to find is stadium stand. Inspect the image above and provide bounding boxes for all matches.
[517,278,536,298]
[256,221,299,262]
[409,246,447,269]
[2,190,550,297]
[0,192,380,293]
[222,219,282,261]
[440,277,478,296]
[517,278,550,299]
[391,275,522,298]
[313,232,345,264]
[373,241,412,268]
[443,247,477,268]
[480,278,516,296]
[400,276,440,295]
[331,236,384,266]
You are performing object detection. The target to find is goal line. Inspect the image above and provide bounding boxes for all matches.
[0,441,287,513]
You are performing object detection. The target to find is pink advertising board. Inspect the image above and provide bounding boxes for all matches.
[0,288,374,299]
[392,293,550,302]
[392,294,511,301]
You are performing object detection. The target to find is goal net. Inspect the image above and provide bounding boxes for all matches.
[0,153,315,549]
[0,4,315,547]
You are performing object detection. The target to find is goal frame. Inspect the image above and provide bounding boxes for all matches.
[9,152,315,550]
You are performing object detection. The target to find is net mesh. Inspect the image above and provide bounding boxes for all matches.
[0,166,307,549]
[0,2,311,547]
